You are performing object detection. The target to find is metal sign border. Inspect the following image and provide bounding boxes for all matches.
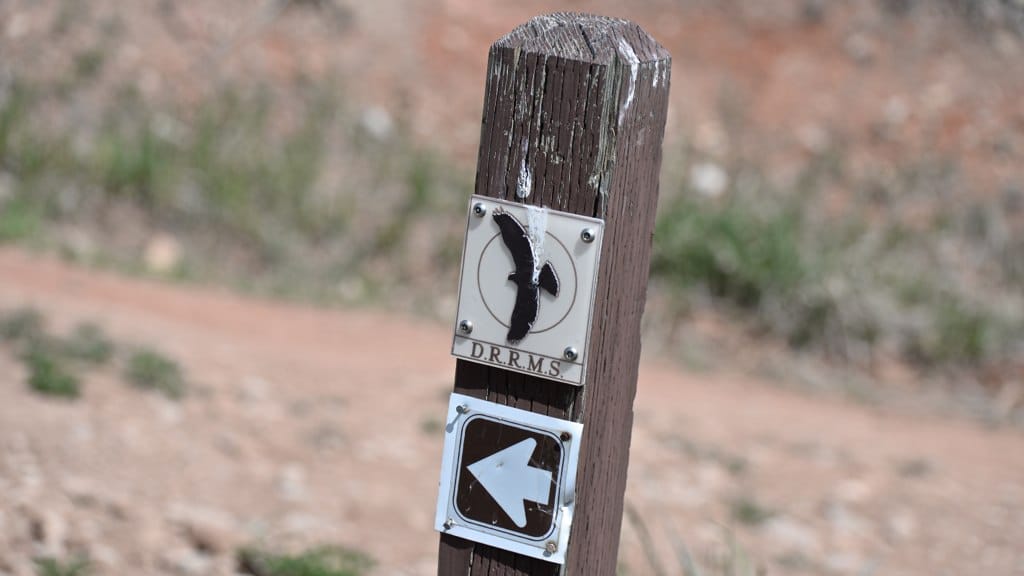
[450,195,605,386]
[434,393,584,564]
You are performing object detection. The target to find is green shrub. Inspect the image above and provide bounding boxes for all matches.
[907,296,1004,367]
[237,546,374,576]
[60,322,115,365]
[650,156,1023,371]
[124,348,186,399]
[33,557,90,576]
[728,496,774,527]
[653,194,808,309]
[24,344,81,399]
[0,307,44,343]
[419,417,443,435]
[0,195,44,241]
[652,191,843,351]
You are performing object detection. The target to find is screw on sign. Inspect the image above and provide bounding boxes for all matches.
[436,12,670,576]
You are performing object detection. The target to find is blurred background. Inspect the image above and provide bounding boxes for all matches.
[0,1,1022,575]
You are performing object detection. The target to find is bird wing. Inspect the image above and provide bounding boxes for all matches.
[493,209,534,275]
[507,285,539,343]
[537,261,559,296]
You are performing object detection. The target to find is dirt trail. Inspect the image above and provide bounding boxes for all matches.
[1,248,1022,575]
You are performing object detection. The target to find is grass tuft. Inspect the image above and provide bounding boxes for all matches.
[23,343,81,398]
[652,151,1024,373]
[896,457,933,478]
[60,322,115,365]
[419,417,443,435]
[666,522,762,576]
[125,347,186,399]
[916,297,1001,366]
[0,66,470,315]
[33,557,90,576]
[729,495,774,527]
[237,545,374,576]
[0,306,45,343]
[653,194,807,310]
[0,307,194,401]
[0,195,44,241]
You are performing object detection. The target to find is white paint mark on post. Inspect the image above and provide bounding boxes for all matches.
[617,38,639,126]
[517,139,533,199]
[525,205,548,284]
[653,60,670,88]
[517,161,533,198]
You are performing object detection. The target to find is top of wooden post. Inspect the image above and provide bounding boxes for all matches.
[494,12,670,65]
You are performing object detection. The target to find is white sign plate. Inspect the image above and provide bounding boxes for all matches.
[435,393,583,564]
[451,195,604,386]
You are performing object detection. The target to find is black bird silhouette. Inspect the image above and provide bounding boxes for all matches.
[493,208,559,343]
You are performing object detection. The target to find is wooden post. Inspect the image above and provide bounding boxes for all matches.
[438,13,670,576]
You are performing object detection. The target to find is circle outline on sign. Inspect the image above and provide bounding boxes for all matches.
[476,231,578,335]
[451,414,564,542]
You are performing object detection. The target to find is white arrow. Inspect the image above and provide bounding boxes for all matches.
[467,438,552,528]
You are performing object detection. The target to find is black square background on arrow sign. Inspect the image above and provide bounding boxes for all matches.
[454,416,563,539]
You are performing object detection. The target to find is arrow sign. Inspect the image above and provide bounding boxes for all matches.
[436,394,583,562]
[466,438,552,527]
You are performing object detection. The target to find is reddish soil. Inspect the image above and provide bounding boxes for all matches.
[1,249,1022,575]
[3,2,1024,574]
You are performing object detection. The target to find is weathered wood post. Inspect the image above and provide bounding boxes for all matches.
[436,13,670,575]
